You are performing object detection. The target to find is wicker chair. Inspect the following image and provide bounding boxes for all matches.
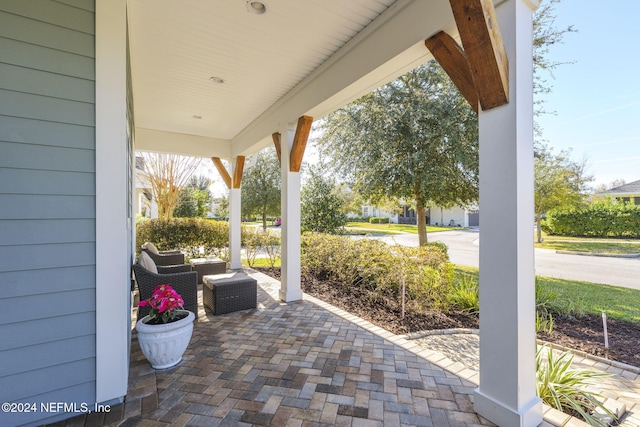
[141,242,185,266]
[132,257,198,322]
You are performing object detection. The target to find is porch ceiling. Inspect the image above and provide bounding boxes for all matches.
[127,0,482,159]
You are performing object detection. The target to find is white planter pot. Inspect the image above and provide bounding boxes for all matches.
[136,310,195,369]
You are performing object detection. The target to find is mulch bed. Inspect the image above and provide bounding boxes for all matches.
[255,267,640,368]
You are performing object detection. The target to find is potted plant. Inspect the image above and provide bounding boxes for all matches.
[135,284,195,369]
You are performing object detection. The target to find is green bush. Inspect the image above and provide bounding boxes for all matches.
[536,346,615,426]
[136,218,229,258]
[543,200,640,238]
[301,233,454,310]
[242,228,281,268]
[369,217,390,224]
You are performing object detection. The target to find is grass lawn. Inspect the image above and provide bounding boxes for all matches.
[242,258,281,268]
[454,265,640,323]
[346,221,458,235]
[534,232,640,254]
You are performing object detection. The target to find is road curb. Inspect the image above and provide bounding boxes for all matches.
[555,250,640,258]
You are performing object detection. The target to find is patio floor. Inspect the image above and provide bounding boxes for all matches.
[49,269,504,427]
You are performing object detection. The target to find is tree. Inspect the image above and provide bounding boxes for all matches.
[317,61,478,245]
[301,166,347,234]
[138,152,202,219]
[174,175,213,218]
[534,145,592,242]
[241,149,281,230]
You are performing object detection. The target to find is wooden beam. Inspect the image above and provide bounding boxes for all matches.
[425,31,479,114]
[211,157,231,189]
[232,156,245,189]
[449,0,508,110]
[289,116,313,172]
[272,132,282,165]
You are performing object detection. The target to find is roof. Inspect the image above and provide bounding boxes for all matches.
[604,179,640,195]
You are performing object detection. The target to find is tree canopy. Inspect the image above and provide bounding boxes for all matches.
[138,152,202,219]
[301,165,348,235]
[241,149,281,229]
[534,145,592,242]
[317,61,478,245]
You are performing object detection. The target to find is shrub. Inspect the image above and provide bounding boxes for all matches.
[536,346,615,426]
[448,274,479,314]
[136,218,229,258]
[301,233,453,311]
[369,217,390,224]
[242,228,281,268]
[543,200,640,238]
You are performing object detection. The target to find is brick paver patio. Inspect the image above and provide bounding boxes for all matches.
[49,270,497,426]
[49,268,637,426]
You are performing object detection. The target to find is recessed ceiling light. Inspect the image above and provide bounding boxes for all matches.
[246,1,267,14]
[192,115,202,119]
[209,76,225,84]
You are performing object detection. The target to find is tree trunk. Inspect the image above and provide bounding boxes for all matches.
[262,211,267,230]
[536,213,543,243]
[416,195,428,245]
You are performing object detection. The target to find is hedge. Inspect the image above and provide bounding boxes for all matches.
[301,233,454,310]
[369,216,390,224]
[136,218,229,258]
[542,202,640,238]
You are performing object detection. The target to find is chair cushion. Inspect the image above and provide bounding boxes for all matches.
[138,251,158,274]
[142,242,159,255]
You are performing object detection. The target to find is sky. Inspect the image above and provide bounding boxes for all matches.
[535,0,640,189]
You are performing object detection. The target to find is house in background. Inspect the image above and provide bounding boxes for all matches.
[1,0,542,425]
[599,179,640,205]
[134,156,157,219]
[361,204,474,227]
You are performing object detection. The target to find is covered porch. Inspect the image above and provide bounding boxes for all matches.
[117,0,538,425]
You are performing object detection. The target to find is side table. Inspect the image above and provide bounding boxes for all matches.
[189,257,226,284]
[202,272,257,315]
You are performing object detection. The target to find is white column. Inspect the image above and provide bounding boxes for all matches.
[474,0,542,426]
[228,186,242,270]
[95,0,128,403]
[279,124,303,302]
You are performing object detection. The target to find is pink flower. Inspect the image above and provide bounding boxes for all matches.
[138,284,185,324]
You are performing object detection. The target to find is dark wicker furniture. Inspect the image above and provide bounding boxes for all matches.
[202,272,257,315]
[189,257,226,284]
[132,260,198,321]
[141,242,185,266]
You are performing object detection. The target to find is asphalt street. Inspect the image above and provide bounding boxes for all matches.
[379,229,640,290]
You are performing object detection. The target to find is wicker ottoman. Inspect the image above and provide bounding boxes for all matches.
[189,257,226,284]
[202,272,257,315]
